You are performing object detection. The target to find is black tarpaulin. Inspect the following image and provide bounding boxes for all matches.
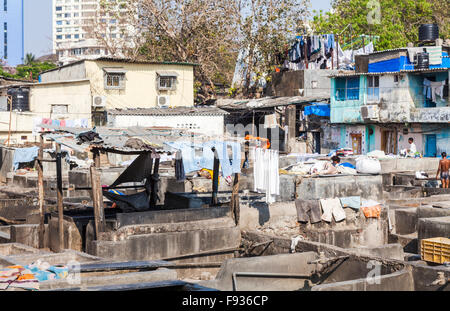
[110,153,153,188]
[103,191,151,212]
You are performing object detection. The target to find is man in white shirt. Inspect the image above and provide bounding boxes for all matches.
[407,137,417,157]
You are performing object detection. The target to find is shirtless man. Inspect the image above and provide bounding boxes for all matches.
[436,152,450,188]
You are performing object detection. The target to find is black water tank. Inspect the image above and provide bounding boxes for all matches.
[7,88,30,112]
[416,52,430,69]
[418,24,439,42]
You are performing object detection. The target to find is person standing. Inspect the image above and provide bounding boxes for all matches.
[436,152,450,189]
[407,137,417,157]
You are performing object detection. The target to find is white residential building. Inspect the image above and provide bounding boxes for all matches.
[52,0,133,65]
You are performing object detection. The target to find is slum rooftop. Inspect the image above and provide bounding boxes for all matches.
[216,96,329,110]
[40,126,207,154]
[39,56,200,75]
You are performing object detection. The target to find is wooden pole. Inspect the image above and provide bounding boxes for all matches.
[93,149,101,167]
[211,148,220,206]
[56,143,64,252]
[230,173,240,226]
[150,157,160,209]
[37,135,45,249]
[90,162,105,241]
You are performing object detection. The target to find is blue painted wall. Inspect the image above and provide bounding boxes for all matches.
[369,52,449,73]
[0,0,24,66]
[421,124,450,156]
[330,76,366,123]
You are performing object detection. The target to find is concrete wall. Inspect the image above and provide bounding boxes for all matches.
[40,62,87,82]
[294,174,383,201]
[89,225,241,262]
[311,269,414,291]
[0,80,92,143]
[85,60,194,108]
[201,252,319,291]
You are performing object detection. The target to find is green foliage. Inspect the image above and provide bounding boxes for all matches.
[311,0,449,50]
[0,62,57,80]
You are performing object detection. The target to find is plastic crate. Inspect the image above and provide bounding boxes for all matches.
[421,237,450,264]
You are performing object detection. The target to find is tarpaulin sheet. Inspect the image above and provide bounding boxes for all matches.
[110,153,153,188]
[103,191,150,212]
[13,146,39,171]
[303,103,330,117]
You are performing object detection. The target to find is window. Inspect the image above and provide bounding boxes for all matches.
[65,34,71,39]
[51,105,68,114]
[56,6,62,11]
[157,73,178,91]
[367,76,380,101]
[3,0,6,11]
[335,77,360,101]
[74,34,79,39]
[56,20,62,25]
[104,70,126,90]
[56,35,62,40]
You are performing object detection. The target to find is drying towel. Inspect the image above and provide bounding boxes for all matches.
[13,146,39,171]
[295,199,322,223]
[361,199,382,218]
[320,198,346,222]
[425,46,442,65]
[340,196,361,210]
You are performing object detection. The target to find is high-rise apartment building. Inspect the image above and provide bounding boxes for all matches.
[0,0,53,67]
[0,0,24,66]
[53,0,132,65]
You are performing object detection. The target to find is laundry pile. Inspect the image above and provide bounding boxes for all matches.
[0,262,69,291]
[295,196,382,224]
[280,158,357,176]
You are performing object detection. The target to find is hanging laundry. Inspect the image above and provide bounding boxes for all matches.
[360,199,383,218]
[13,146,39,171]
[423,78,446,102]
[339,196,361,210]
[320,198,346,222]
[295,199,322,223]
[264,114,278,129]
[253,147,279,203]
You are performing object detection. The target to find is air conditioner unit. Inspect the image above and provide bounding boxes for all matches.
[360,105,379,120]
[157,95,169,108]
[92,95,106,108]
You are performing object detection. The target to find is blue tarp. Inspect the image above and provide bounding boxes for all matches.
[13,146,39,171]
[304,103,331,117]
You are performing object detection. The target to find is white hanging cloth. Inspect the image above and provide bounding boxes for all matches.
[253,147,280,203]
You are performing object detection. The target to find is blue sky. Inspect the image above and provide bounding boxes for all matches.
[310,0,332,14]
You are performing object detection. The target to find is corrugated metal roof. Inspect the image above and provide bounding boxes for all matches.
[40,126,208,154]
[40,57,198,75]
[216,96,329,110]
[107,106,229,116]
